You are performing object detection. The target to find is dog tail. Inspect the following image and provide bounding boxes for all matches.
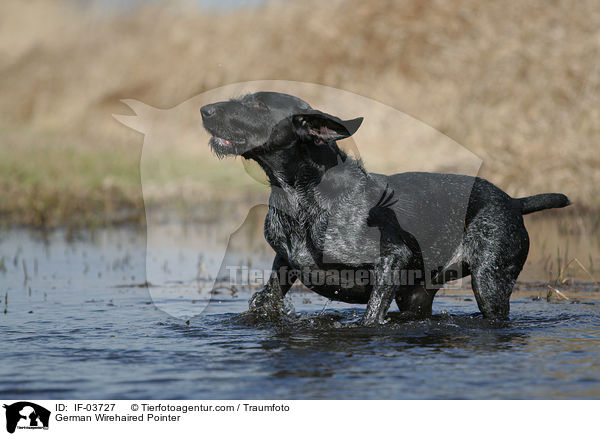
[517,193,571,215]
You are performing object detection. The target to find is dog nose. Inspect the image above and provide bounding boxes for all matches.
[200,104,216,119]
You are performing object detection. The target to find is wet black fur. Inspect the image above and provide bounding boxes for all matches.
[201,92,570,325]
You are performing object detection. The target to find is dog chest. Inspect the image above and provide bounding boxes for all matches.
[263,205,326,269]
[264,205,383,270]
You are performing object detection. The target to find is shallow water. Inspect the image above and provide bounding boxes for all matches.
[0,221,599,399]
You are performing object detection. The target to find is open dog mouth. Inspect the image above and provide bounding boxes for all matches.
[209,135,247,157]
[210,136,246,146]
[213,137,231,146]
[210,136,231,148]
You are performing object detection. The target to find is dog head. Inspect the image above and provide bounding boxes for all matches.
[200,91,363,158]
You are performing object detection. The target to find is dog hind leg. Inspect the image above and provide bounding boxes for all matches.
[468,224,529,319]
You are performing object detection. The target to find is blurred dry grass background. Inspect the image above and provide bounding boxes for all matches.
[0,0,599,227]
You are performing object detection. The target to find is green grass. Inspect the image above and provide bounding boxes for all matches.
[0,127,136,226]
[0,126,266,227]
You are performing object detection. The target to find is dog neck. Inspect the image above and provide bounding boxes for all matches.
[246,139,367,196]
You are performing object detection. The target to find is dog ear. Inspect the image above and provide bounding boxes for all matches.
[292,111,363,144]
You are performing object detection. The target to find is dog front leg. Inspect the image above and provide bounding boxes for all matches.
[361,258,397,325]
[249,254,296,314]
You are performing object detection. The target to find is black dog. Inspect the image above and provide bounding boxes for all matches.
[201,92,570,325]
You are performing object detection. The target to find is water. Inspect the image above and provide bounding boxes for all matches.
[0,221,599,399]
